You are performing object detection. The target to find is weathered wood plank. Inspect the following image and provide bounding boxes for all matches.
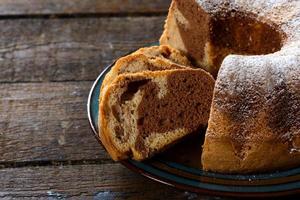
[0,81,110,163]
[0,163,220,199]
[0,0,171,16]
[0,16,165,83]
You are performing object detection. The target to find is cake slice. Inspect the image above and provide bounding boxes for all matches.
[99,69,215,161]
[101,53,188,93]
[101,45,192,93]
[100,52,189,102]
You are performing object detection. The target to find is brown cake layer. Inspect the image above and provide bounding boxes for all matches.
[99,69,215,160]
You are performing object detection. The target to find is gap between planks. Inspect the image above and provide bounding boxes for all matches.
[0,0,171,16]
[0,11,168,20]
[0,159,113,170]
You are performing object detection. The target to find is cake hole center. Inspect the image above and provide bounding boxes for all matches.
[174,0,285,76]
[208,12,284,69]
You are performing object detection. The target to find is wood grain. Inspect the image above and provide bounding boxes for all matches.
[0,163,220,199]
[0,16,165,83]
[0,81,110,163]
[0,0,171,16]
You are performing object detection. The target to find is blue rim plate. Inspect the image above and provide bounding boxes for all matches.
[87,52,300,197]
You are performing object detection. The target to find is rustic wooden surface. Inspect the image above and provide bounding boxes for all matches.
[0,1,231,199]
[0,17,165,83]
[1,164,230,199]
[0,0,170,15]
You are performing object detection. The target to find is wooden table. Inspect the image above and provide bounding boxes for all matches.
[0,1,231,199]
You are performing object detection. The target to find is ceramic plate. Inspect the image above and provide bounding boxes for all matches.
[87,54,300,197]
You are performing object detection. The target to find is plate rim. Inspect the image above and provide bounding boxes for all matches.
[87,54,300,198]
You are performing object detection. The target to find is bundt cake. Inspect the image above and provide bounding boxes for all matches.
[161,0,300,173]
[99,69,215,161]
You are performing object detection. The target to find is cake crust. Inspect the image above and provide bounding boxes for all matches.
[133,45,192,67]
[202,55,300,173]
